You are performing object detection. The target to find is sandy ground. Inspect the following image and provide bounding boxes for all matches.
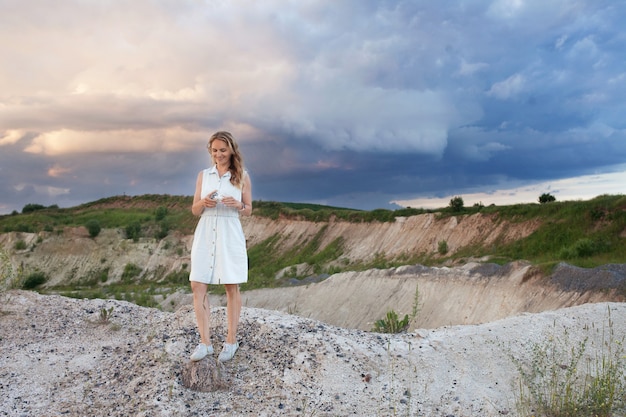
[1,289,625,417]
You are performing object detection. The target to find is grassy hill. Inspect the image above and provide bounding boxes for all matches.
[2,193,626,270]
[2,193,626,308]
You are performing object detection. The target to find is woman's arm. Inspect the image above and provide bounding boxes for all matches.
[191,171,217,216]
[239,172,252,217]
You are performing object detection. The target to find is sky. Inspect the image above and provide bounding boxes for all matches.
[1,0,625,214]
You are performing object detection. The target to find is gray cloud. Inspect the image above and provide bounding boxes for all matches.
[1,0,625,214]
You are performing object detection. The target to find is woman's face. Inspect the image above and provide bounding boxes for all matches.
[210,139,233,166]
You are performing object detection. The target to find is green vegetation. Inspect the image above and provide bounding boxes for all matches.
[22,271,47,289]
[22,203,58,214]
[251,200,429,223]
[155,206,168,221]
[85,219,101,238]
[13,240,27,250]
[124,222,142,242]
[98,306,114,324]
[539,192,557,204]
[121,263,142,282]
[373,310,410,333]
[449,196,464,212]
[451,194,626,268]
[1,193,625,308]
[438,240,448,255]
[509,307,626,417]
[373,285,420,333]
[0,194,197,235]
[244,227,346,290]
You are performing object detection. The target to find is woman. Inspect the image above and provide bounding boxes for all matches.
[189,131,252,362]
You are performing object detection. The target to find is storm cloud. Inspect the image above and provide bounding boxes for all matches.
[1,0,625,213]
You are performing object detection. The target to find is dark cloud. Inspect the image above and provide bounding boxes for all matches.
[1,0,626,214]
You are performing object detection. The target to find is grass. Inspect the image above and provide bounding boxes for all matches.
[509,306,626,417]
[98,306,114,324]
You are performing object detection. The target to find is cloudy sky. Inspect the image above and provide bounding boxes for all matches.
[1,0,625,214]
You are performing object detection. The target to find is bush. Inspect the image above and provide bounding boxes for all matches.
[539,193,556,204]
[85,219,101,238]
[121,263,142,282]
[22,271,47,289]
[449,196,464,212]
[125,222,141,242]
[22,203,46,213]
[438,240,448,255]
[154,221,169,240]
[559,238,605,259]
[155,206,168,221]
[14,240,27,250]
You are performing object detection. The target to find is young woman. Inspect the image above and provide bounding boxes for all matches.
[189,131,252,362]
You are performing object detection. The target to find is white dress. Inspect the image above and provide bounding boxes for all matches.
[189,166,248,285]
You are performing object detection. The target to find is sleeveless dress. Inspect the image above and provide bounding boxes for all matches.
[189,166,248,285]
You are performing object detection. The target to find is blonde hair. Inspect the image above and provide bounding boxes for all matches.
[208,131,245,188]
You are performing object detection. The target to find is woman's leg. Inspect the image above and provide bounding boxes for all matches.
[191,281,211,345]
[224,284,241,344]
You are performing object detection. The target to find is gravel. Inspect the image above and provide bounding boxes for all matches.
[1,290,625,416]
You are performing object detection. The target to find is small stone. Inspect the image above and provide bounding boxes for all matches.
[181,359,230,392]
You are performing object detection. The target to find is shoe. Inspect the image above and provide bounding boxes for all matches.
[190,343,214,361]
[218,342,239,362]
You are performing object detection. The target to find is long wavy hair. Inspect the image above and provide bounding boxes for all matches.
[208,131,245,188]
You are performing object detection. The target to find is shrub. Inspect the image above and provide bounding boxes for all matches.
[155,206,168,221]
[559,238,604,259]
[438,240,448,255]
[21,203,46,213]
[539,193,556,203]
[449,196,464,212]
[154,221,169,240]
[125,222,141,242]
[14,240,27,250]
[85,219,101,238]
[22,271,47,289]
[121,263,142,282]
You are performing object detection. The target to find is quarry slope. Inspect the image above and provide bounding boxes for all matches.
[2,212,624,330]
[2,290,625,416]
[1,211,539,289]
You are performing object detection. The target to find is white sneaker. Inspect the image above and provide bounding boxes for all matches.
[190,343,214,361]
[218,342,239,362]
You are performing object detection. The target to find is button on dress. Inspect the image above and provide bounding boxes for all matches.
[189,166,248,285]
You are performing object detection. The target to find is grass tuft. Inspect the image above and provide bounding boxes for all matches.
[509,306,626,417]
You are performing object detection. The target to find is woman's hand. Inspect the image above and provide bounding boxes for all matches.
[200,190,219,208]
[221,195,242,210]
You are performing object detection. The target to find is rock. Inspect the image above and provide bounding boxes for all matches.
[181,358,230,392]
